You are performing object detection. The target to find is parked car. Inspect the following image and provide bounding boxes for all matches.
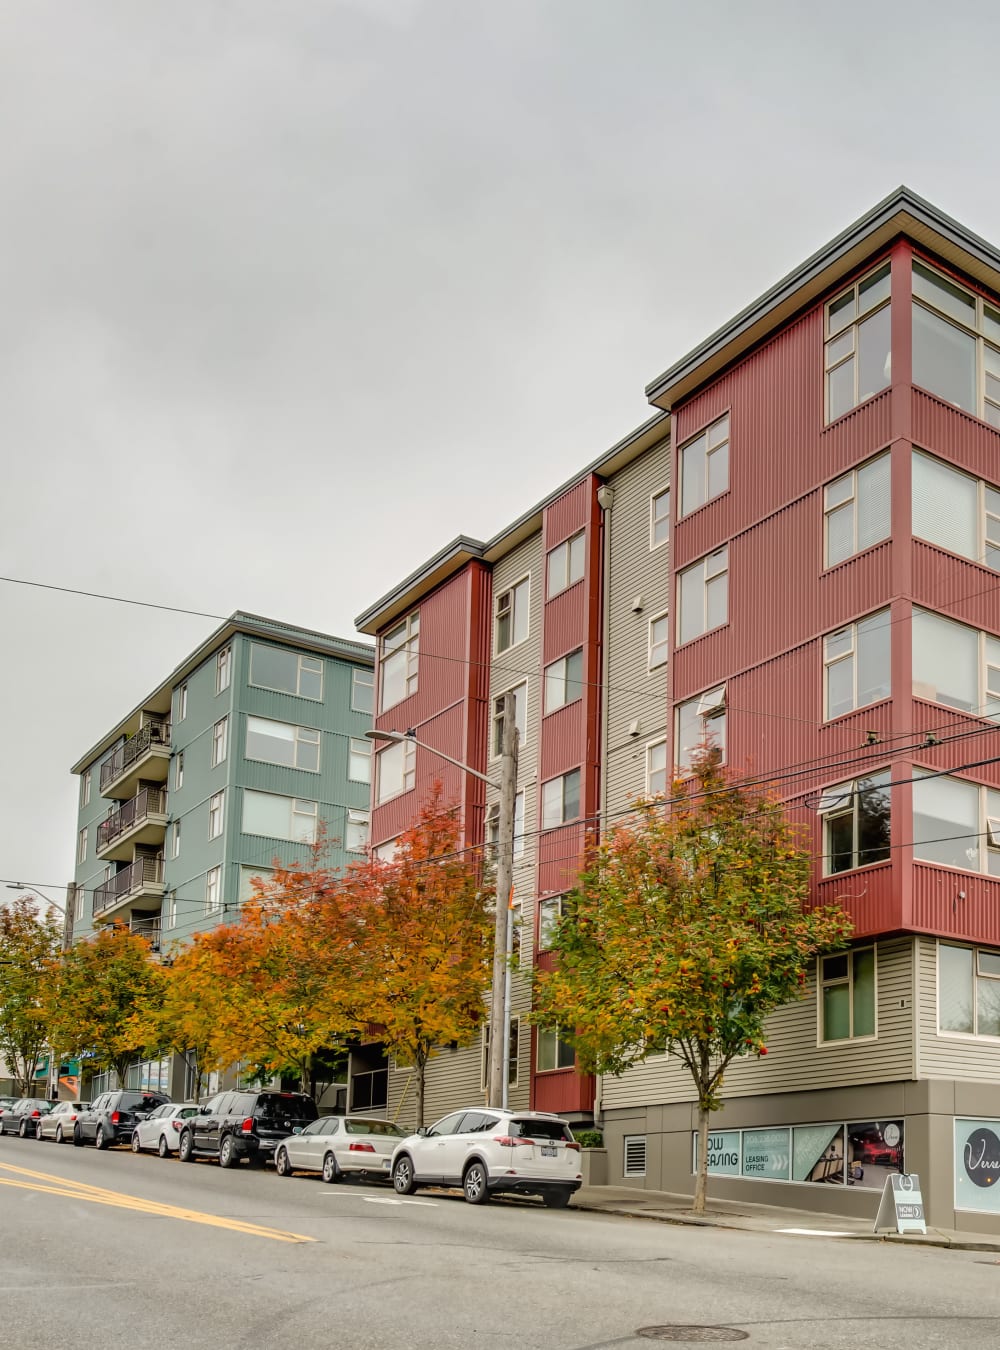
[274,1115,407,1183]
[178,1090,318,1168]
[3,1099,54,1138]
[131,1103,200,1157]
[35,1101,89,1143]
[390,1108,582,1207]
[0,1097,24,1132]
[73,1090,170,1149]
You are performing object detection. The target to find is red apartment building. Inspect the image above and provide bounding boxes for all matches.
[358,189,1000,1229]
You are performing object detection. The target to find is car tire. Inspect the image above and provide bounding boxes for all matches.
[179,1130,195,1163]
[542,1189,572,1209]
[157,1135,170,1159]
[95,1126,109,1151]
[322,1152,341,1185]
[131,1132,141,1153]
[55,1125,64,1145]
[275,1147,292,1178]
[19,1119,28,1139]
[73,1125,84,1147]
[392,1154,418,1195]
[462,1161,490,1205]
[219,1135,239,1169]
[36,1121,44,1140]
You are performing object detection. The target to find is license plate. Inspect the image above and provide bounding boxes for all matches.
[541,1145,557,1157]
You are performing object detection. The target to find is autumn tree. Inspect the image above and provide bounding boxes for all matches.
[43,926,167,1087]
[0,899,62,1094]
[531,751,852,1215]
[141,940,236,1102]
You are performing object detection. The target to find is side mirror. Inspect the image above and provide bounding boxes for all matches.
[200,1105,212,1115]
[292,1126,303,1135]
[416,1126,428,1137]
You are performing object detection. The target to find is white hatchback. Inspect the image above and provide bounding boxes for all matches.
[390,1108,582,1207]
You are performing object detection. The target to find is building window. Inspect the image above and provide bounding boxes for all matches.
[495,577,530,653]
[912,450,1000,572]
[176,683,188,722]
[912,608,1000,720]
[825,262,891,422]
[544,651,583,714]
[675,686,726,773]
[677,548,728,645]
[206,866,222,916]
[175,751,184,791]
[373,838,399,863]
[381,612,419,710]
[245,716,321,772]
[651,488,670,549]
[170,820,181,859]
[823,610,891,720]
[679,414,729,517]
[648,614,669,670]
[824,454,891,567]
[646,740,668,797]
[819,772,891,874]
[493,683,527,754]
[74,886,84,922]
[238,866,275,904]
[538,896,562,950]
[912,260,1000,426]
[216,646,232,694]
[242,789,319,844]
[208,790,225,840]
[164,892,177,929]
[77,828,88,864]
[346,808,369,853]
[536,1027,575,1072]
[348,737,372,783]
[376,739,415,804]
[80,771,91,808]
[211,716,228,768]
[541,769,581,829]
[939,942,1000,1037]
[352,667,374,714]
[485,793,525,860]
[481,1019,519,1089]
[912,771,1000,876]
[248,643,324,701]
[547,531,585,597]
[820,948,876,1041]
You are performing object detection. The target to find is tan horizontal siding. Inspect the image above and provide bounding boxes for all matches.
[916,934,1000,1081]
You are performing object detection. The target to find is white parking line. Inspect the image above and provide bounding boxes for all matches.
[776,1227,855,1237]
[363,1197,439,1207]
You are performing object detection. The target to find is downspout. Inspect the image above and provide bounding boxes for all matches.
[594,481,616,1128]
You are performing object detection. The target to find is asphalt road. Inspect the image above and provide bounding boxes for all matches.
[2,1133,998,1349]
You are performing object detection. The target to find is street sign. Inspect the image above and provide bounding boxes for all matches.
[873,1172,926,1234]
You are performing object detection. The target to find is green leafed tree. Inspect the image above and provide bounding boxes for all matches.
[531,750,853,1214]
[0,899,62,1095]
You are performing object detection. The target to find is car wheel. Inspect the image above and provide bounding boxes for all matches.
[55,1125,64,1145]
[322,1152,341,1185]
[131,1132,141,1153]
[219,1135,239,1168]
[178,1130,195,1163]
[73,1125,84,1147]
[275,1147,292,1178]
[462,1161,491,1205]
[157,1135,170,1159]
[392,1154,418,1195]
[36,1121,44,1140]
[95,1126,109,1150]
[541,1189,572,1209]
[19,1119,28,1139]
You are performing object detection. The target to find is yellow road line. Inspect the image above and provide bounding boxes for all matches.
[0,1162,315,1244]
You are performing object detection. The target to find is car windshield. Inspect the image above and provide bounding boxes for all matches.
[508,1118,573,1142]
[344,1119,407,1137]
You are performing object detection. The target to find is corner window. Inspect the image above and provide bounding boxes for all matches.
[348,737,372,783]
[352,667,374,714]
[824,454,891,567]
[493,683,527,754]
[912,607,1000,720]
[675,686,725,773]
[913,772,1000,877]
[823,610,891,719]
[677,548,728,645]
[646,740,668,797]
[248,644,323,701]
[819,772,891,874]
[206,866,222,916]
[650,488,670,549]
[208,790,225,841]
[544,651,583,714]
[912,450,1000,572]
[246,716,321,772]
[216,646,232,694]
[485,792,525,860]
[211,716,228,768]
[496,577,529,653]
[376,739,415,804]
[80,771,91,808]
[939,943,1000,1037]
[648,614,669,670]
[176,683,188,722]
[381,612,419,710]
[912,260,1000,426]
[541,769,581,829]
[820,948,876,1041]
[546,531,585,597]
[538,896,562,950]
[825,262,891,422]
[679,414,729,517]
[346,808,369,853]
[536,1027,575,1072]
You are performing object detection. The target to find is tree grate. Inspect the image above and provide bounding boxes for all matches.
[636,1328,750,1343]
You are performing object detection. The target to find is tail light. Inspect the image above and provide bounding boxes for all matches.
[111,1111,121,1124]
[349,1141,376,1153]
[68,1114,77,1122]
[241,1117,255,1134]
[31,1110,40,1118]
[172,1120,183,1132]
[493,1135,533,1147]
[565,1142,580,1152]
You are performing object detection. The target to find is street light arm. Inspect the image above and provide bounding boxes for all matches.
[365,729,500,788]
[5,884,66,916]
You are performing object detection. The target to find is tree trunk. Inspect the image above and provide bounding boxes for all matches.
[415,1053,426,1129]
[693,1101,711,1216]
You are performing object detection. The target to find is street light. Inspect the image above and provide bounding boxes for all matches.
[366,700,519,1110]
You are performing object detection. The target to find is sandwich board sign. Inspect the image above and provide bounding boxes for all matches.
[873,1173,926,1234]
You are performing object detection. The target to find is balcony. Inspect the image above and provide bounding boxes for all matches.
[100,720,171,800]
[93,857,165,922]
[96,788,168,862]
[129,914,162,954]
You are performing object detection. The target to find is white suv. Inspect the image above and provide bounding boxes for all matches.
[389,1108,582,1207]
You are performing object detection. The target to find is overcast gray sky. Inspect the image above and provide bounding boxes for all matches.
[3,0,999,900]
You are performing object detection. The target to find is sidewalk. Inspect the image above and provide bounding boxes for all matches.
[571,1184,1000,1252]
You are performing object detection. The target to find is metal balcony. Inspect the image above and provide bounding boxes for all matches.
[129,914,162,953]
[100,721,171,800]
[93,856,165,921]
[96,788,169,861]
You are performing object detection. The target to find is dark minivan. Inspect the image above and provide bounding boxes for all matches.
[178,1090,318,1168]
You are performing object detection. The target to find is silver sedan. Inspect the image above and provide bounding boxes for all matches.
[274,1116,407,1183]
[36,1101,88,1143]
[131,1103,200,1158]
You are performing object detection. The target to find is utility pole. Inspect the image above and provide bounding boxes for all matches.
[487,690,518,1108]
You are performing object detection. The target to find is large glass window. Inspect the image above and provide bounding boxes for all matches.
[544,651,583,713]
[246,716,321,772]
[819,772,891,874]
[939,943,1000,1037]
[249,644,323,701]
[679,414,729,517]
[381,612,419,710]
[824,454,891,567]
[493,683,527,752]
[912,772,1000,877]
[541,769,581,829]
[677,547,728,645]
[911,260,1000,426]
[912,451,1000,571]
[546,531,585,597]
[242,790,319,844]
[823,610,891,720]
[820,948,876,1041]
[496,578,530,653]
[825,263,891,422]
[376,739,415,803]
[536,1027,575,1071]
[912,608,1000,719]
[675,686,726,772]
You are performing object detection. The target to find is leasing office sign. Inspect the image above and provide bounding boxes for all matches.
[955,1119,1000,1214]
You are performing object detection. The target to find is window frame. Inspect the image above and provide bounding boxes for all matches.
[492,682,527,756]
[823,453,891,569]
[345,808,369,853]
[216,645,232,694]
[170,819,181,860]
[208,790,225,841]
[912,449,1000,573]
[546,531,585,598]
[174,751,184,791]
[77,827,88,864]
[480,1018,520,1090]
[176,683,188,722]
[911,257,1000,429]
[211,716,228,768]
[495,576,530,655]
[376,738,416,804]
[824,261,892,424]
[485,792,525,860]
[352,667,374,714]
[937,940,1000,1039]
[380,611,420,711]
[248,643,324,702]
[912,606,1000,722]
[205,865,222,917]
[650,487,670,549]
[538,896,563,950]
[823,609,891,721]
[678,413,730,519]
[80,771,91,809]
[912,770,1000,878]
[676,547,728,646]
[646,739,668,797]
[817,947,877,1044]
[245,715,321,773]
[543,650,584,715]
[540,768,581,830]
[674,685,726,774]
[648,613,669,670]
[536,1026,575,1073]
[819,771,892,875]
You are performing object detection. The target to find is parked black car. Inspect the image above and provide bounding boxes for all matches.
[2,1099,54,1137]
[178,1090,318,1168]
[73,1089,170,1149]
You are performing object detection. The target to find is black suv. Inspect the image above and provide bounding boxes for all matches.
[178,1090,318,1168]
[74,1089,170,1149]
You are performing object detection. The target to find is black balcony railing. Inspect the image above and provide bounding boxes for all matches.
[97,788,167,852]
[100,721,170,791]
[129,915,162,953]
[93,857,165,916]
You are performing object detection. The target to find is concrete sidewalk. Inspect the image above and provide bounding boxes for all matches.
[572,1184,1000,1252]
